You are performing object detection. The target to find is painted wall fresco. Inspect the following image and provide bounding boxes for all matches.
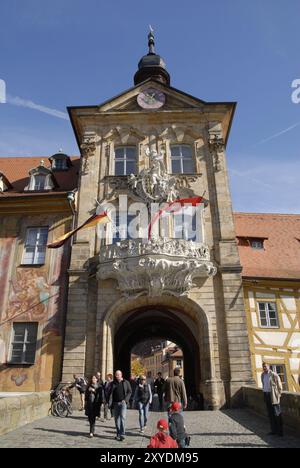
[0,217,71,392]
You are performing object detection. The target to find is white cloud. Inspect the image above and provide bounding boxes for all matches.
[254,121,300,146]
[6,94,69,120]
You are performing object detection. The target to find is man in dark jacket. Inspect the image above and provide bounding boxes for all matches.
[154,372,165,411]
[169,402,187,448]
[108,370,132,441]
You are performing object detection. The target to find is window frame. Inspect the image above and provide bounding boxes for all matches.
[111,212,137,244]
[114,146,137,176]
[21,226,49,266]
[258,301,280,329]
[250,239,264,250]
[53,158,67,171]
[170,144,195,174]
[9,322,38,365]
[33,174,47,191]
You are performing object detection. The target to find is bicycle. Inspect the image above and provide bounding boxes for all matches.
[50,383,73,417]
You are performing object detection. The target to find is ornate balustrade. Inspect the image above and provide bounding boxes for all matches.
[97,238,216,298]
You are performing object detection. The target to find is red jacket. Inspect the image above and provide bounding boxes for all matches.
[147,432,178,449]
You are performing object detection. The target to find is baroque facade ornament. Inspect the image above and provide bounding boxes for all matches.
[80,133,97,172]
[208,134,225,172]
[97,238,217,298]
[128,147,178,203]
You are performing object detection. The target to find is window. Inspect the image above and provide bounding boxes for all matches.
[22,227,48,265]
[33,175,46,190]
[114,147,137,176]
[170,145,194,174]
[9,323,38,364]
[53,159,66,170]
[270,365,288,391]
[251,239,264,250]
[112,213,136,244]
[258,302,279,328]
[173,207,198,241]
[176,360,182,367]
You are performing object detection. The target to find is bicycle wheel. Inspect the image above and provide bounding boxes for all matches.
[56,400,69,418]
[66,402,73,416]
[51,400,59,417]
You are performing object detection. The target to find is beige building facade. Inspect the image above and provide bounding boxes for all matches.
[61,32,254,409]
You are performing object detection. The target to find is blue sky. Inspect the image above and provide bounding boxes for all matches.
[0,0,299,213]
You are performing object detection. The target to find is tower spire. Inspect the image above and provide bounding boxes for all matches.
[134,28,170,86]
[148,25,155,55]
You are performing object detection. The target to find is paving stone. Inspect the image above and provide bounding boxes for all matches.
[0,409,299,448]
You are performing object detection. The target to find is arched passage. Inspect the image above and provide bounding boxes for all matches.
[98,295,224,409]
[113,307,201,402]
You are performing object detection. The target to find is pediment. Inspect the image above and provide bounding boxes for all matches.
[97,79,206,114]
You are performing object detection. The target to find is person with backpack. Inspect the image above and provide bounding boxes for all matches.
[85,375,101,438]
[169,402,188,448]
[70,374,88,411]
[134,375,152,433]
[147,419,178,449]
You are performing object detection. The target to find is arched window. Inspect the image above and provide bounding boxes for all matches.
[114,147,137,176]
[170,144,194,174]
[33,175,46,190]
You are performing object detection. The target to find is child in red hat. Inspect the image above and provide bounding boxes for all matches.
[147,419,178,449]
[169,402,188,448]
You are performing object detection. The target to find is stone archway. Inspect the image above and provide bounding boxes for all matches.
[114,307,201,401]
[98,295,225,409]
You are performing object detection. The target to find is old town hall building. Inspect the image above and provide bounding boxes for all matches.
[0,32,299,408]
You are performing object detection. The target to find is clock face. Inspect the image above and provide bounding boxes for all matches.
[137,88,165,109]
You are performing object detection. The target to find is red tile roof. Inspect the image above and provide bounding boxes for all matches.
[0,156,80,195]
[234,213,300,280]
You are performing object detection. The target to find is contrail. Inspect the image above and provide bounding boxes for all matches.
[6,94,69,120]
[255,121,300,145]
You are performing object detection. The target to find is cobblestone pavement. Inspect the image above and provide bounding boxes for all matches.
[0,409,300,448]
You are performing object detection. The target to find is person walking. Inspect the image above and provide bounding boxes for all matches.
[147,419,178,449]
[70,374,88,411]
[164,368,187,411]
[96,371,105,421]
[108,370,132,442]
[85,375,101,438]
[134,375,152,433]
[169,402,188,448]
[261,362,283,436]
[103,373,113,420]
[154,372,165,411]
[129,375,138,409]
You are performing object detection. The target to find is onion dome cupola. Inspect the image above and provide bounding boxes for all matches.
[134,27,170,86]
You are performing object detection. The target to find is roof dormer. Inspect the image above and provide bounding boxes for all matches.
[49,150,72,171]
[25,160,58,192]
[0,172,12,192]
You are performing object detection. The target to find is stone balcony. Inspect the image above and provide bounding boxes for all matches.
[97,238,216,298]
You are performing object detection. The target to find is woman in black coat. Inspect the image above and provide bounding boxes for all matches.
[85,375,101,437]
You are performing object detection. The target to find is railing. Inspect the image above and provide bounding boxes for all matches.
[99,238,211,263]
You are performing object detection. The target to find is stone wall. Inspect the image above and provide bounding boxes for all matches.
[242,386,300,436]
[0,392,50,435]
